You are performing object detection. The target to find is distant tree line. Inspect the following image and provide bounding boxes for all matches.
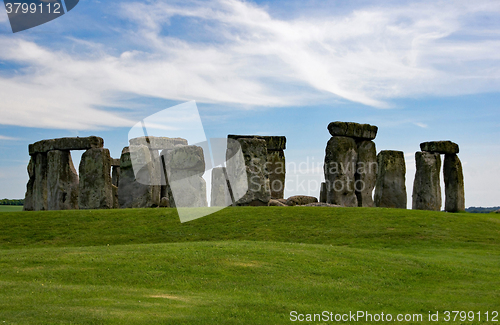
[0,199,24,206]
[465,206,500,213]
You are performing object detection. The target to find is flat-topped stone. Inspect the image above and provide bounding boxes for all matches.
[129,136,188,150]
[327,122,378,140]
[420,141,459,154]
[228,135,286,150]
[111,158,121,167]
[29,136,103,155]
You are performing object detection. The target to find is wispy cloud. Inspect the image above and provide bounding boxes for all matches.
[413,122,428,128]
[1,0,500,129]
[0,135,19,141]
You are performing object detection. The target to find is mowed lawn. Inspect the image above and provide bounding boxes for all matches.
[0,207,499,324]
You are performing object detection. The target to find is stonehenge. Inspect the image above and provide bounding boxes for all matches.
[412,141,465,212]
[323,122,377,207]
[374,150,407,209]
[22,131,465,214]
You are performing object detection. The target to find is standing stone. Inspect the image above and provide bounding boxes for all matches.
[211,167,228,206]
[112,185,119,209]
[412,151,442,211]
[163,145,207,208]
[78,148,113,209]
[226,137,271,206]
[228,135,286,199]
[23,157,35,211]
[443,154,465,212]
[118,146,161,208]
[319,182,327,203]
[324,136,358,207]
[374,150,407,209]
[32,152,48,211]
[47,150,79,210]
[355,140,377,207]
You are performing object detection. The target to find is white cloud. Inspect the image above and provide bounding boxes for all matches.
[0,135,18,140]
[1,0,500,129]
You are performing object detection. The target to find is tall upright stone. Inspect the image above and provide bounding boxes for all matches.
[163,145,207,208]
[118,146,161,208]
[374,150,407,209]
[47,150,79,210]
[226,137,271,206]
[111,158,120,187]
[324,136,358,207]
[319,182,327,203]
[78,148,113,209]
[443,154,465,212]
[412,151,442,211]
[211,167,228,207]
[23,157,35,211]
[228,135,286,199]
[32,152,48,211]
[356,140,377,207]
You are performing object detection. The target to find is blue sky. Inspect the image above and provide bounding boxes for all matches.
[0,0,500,208]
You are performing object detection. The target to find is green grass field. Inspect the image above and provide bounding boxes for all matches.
[0,205,23,212]
[0,207,499,324]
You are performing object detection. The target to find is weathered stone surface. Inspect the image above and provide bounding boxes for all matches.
[286,195,318,206]
[47,150,79,210]
[228,135,286,150]
[23,156,35,211]
[374,150,407,209]
[112,185,119,209]
[32,152,48,211]
[319,182,327,203]
[78,148,113,209]
[267,150,285,199]
[412,151,442,211]
[164,145,207,208]
[211,167,228,207]
[355,140,377,207]
[129,136,188,150]
[302,202,341,207]
[327,122,378,140]
[29,136,103,155]
[268,199,287,206]
[420,141,459,154]
[226,138,271,206]
[118,146,161,208]
[324,136,358,207]
[111,158,120,167]
[443,154,465,212]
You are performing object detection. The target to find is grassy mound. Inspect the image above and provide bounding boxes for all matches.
[1,207,499,324]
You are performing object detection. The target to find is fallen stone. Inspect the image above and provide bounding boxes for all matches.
[374,150,407,209]
[443,154,465,212]
[268,199,287,206]
[412,151,442,211]
[78,148,113,209]
[324,136,358,207]
[29,136,103,155]
[47,150,79,210]
[355,140,377,207]
[327,122,378,140]
[286,195,318,206]
[302,202,341,207]
[420,141,459,154]
[129,136,188,150]
[226,138,271,206]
